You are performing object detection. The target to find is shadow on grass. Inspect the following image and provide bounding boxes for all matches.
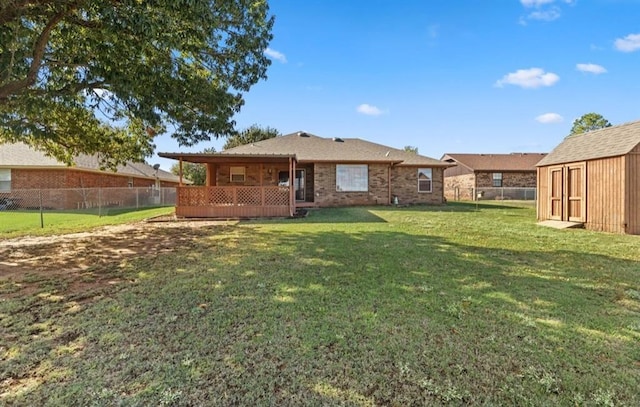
[1,221,638,405]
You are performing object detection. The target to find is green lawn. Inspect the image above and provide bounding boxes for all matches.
[0,206,174,238]
[1,202,639,406]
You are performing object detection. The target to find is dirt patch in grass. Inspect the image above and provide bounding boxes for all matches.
[0,220,234,298]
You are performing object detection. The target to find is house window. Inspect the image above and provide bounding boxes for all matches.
[418,168,432,193]
[336,164,368,192]
[230,166,245,182]
[492,172,503,187]
[128,177,134,188]
[0,169,10,191]
[278,171,289,186]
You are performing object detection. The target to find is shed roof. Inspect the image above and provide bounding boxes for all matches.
[441,153,546,172]
[0,142,181,183]
[537,120,640,167]
[217,131,450,167]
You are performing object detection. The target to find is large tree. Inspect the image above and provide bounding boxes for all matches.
[0,0,273,169]
[170,147,215,186]
[223,124,280,149]
[569,113,612,136]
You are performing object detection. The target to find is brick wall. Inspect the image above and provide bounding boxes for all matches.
[11,168,178,189]
[391,166,445,205]
[444,173,476,200]
[475,171,537,188]
[313,163,390,207]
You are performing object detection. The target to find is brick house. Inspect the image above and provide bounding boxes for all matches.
[441,153,546,200]
[160,131,451,218]
[0,142,182,209]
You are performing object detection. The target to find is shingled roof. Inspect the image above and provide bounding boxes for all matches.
[441,153,546,172]
[0,142,181,183]
[216,131,449,167]
[537,120,640,167]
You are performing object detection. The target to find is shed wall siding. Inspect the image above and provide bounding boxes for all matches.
[586,156,626,233]
[537,167,549,221]
[627,149,640,234]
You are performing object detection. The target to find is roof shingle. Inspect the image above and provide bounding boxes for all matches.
[218,131,449,166]
[536,120,640,167]
[0,142,181,183]
[441,153,546,172]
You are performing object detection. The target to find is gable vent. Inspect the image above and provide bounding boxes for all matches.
[333,137,344,142]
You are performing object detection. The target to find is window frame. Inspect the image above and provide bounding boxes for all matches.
[0,168,11,192]
[417,168,433,193]
[336,164,368,192]
[230,166,246,183]
[492,172,503,187]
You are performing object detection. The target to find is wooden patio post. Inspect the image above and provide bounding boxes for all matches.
[289,157,295,216]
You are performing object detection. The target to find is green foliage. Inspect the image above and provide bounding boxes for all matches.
[170,147,215,185]
[569,112,612,136]
[223,124,280,149]
[404,145,418,154]
[0,1,274,169]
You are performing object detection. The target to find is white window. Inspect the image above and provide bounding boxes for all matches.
[230,166,246,182]
[0,169,10,191]
[336,164,368,192]
[492,172,503,187]
[418,168,432,192]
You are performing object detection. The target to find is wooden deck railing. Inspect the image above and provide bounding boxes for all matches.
[175,186,291,218]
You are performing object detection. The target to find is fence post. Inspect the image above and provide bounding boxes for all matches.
[136,188,139,208]
[98,188,102,217]
[39,189,44,228]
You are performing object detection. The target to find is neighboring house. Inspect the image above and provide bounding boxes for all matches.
[0,142,182,209]
[441,153,546,200]
[537,120,640,235]
[159,131,451,218]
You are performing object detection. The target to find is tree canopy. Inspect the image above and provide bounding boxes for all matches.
[223,124,280,149]
[569,113,612,136]
[170,147,215,185]
[0,0,274,169]
[403,145,418,154]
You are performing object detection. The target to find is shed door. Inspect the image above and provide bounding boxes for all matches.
[566,164,585,222]
[549,167,563,220]
[548,164,586,222]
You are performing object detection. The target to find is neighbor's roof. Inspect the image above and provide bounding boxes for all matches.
[537,120,640,167]
[441,153,547,172]
[215,131,449,166]
[0,142,181,183]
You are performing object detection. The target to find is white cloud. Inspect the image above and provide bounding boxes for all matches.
[536,113,564,123]
[356,104,384,116]
[527,7,561,21]
[614,33,640,52]
[264,47,287,63]
[520,0,555,7]
[495,68,560,89]
[576,63,607,74]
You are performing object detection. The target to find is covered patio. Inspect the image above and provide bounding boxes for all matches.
[158,152,298,218]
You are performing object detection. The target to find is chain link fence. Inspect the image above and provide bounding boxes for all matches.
[0,187,176,215]
[447,187,537,201]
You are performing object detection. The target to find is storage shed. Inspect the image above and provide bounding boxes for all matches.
[536,120,640,234]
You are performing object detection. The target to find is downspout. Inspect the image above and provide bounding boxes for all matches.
[388,164,392,205]
[179,158,183,186]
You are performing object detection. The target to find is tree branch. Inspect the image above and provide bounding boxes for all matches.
[0,6,73,101]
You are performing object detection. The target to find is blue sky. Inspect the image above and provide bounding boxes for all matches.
[152,0,640,170]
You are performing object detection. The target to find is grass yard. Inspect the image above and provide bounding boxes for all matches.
[1,202,639,405]
[0,206,174,238]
